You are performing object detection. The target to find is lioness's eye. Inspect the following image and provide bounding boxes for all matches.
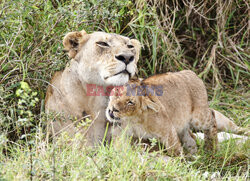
[127,101,134,105]
[96,41,110,47]
[127,44,134,48]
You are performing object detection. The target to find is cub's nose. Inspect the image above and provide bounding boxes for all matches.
[108,109,115,119]
[115,53,134,65]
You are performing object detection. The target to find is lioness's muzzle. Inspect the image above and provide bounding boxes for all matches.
[104,69,131,80]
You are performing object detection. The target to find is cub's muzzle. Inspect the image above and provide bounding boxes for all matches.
[108,109,120,121]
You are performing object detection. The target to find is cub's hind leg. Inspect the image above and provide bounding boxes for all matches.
[191,109,218,152]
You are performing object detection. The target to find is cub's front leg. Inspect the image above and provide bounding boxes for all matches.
[108,123,130,148]
[179,129,197,154]
[160,126,183,156]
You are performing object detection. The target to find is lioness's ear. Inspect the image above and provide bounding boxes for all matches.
[131,39,141,63]
[63,30,89,58]
[141,96,161,112]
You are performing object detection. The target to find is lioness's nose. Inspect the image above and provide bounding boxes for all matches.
[115,53,134,65]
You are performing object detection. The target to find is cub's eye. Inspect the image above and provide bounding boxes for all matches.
[127,44,134,49]
[96,41,110,47]
[127,100,134,106]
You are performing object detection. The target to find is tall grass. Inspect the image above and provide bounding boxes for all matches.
[0,0,249,179]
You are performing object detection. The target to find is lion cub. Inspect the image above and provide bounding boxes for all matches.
[106,70,218,156]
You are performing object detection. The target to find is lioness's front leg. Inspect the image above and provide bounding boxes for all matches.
[83,118,108,147]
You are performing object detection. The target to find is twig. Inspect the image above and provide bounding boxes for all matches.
[80,114,105,179]
[199,43,217,79]
[50,112,105,179]
[52,135,56,181]
[50,114,91,137]
[27,77,63,97]
[0,68,19,84]
[0,19,22,67]
[29,144,33,181]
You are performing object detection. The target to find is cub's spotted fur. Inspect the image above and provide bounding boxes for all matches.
[106,70,218,155]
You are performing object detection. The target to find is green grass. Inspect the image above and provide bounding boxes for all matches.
[0,0,249,180]
[1,130,249,180]
[1,130,250,180]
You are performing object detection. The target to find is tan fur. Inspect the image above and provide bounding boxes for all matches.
[45,29,141,146]
[213,110,249,135]
[45,30,247,147]
[106,70,218,155]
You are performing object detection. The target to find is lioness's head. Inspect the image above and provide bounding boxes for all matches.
[106,81,162,123]
[63,29,141,86]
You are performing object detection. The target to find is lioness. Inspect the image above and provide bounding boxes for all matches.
[45,29,141,146]
[45,29,247,147]
[106,70,218,155]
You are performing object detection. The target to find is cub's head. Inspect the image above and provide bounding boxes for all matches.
[63,29,141,86]
[106,81,162,124]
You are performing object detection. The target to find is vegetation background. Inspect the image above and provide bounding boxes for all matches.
[0,0,249,180]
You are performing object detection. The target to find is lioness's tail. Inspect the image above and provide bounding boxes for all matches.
[213,109,249,136]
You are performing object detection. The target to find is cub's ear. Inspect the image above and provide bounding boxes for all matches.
[141,96,161,112]
[130,39,141,63]
[63,30,89,58]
